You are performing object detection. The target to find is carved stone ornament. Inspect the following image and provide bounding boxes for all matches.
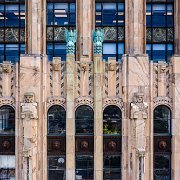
[103,97,124,111]
[23,149,32,158]
[75,97,94,109]
[153,96,172,110]
[21,93,38,120]
[136,148,145,157]
[108,62,116,71]
[158,62,168,74]
[0,97,15,107]
[130,93,148,119]
[80,63,89,72]
[47,97,66,110]
[2,62,11,74]
[52,57,61,71]
[92,28,104,54]
[65,29,77,54]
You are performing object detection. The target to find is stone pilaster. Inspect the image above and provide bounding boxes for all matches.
[171,56,180,179]
[26,0,46,54]
[16,55,48,180]
[94,54,103,180]
[126,0,146,54]
[76,0,94,61]
[66,54,75,180]
[175,0,180,55]
[126,55,150,180]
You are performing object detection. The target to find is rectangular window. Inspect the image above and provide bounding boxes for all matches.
[96,2,125,62]
[0,0,25,63]
[146,0,174,62]
[46,1,76,61]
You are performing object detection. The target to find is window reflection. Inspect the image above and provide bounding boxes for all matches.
[103,105,121,135]
[76,155,94,180]
[154,105,171,135]
[46,2,76,61]
[0,1,25,62]
[96,2,125,61]
[0,106,15,134]
[75,105,94,135]
[48,156,66,180]
[146,1,174,62]
[48,105,66,135]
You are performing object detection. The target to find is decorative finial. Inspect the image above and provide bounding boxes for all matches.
[92,28,104,54]
[65,29,77,54]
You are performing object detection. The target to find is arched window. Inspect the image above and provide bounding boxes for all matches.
[103,105,122,180]
[48,105,66,135]
[47,105,66,180]
[154,105,171,135]
[75,105,94,179]
[103,105,122,135]
[0,105,15,134]
[154,105,171,180]
[75,105,94,135]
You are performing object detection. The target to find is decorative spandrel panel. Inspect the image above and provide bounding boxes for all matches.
[152,62,173,98]
[75,62,94,98]
[48,59,66,98]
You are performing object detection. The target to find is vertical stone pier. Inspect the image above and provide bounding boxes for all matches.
[94,54,103,180]
[66,55,76,180]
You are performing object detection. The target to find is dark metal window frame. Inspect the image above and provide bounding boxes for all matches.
[153,105,172,180]
[146,0,174,62]
[46,1,76,61]
[0,0,25,62]
[95,1,125,62]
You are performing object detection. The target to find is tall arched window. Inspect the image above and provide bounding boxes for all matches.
[75,105,94,135]
[103,105,122,180]
[0,105,15,179]
[154,105,171,180]
[47,105,66,180]
[75,105,94,180]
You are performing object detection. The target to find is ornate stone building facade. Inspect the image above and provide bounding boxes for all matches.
[0,0,180,180]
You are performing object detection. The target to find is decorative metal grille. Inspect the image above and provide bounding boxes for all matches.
[5,28,19,42]
[104,27,117,41]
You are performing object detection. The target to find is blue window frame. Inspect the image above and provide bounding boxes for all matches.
[95,2,125,62]
[46,1,76,61]
[0,0,25,63]
[146,0,174,62]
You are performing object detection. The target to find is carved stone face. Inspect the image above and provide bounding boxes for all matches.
[24,93,35,103]
[108,141,116,150]
[135,93,144,103]
[159,140,167,150]
[2,64,11,73]
[2,140,11,149]
[81,140,89,150]
[52,141,61,150]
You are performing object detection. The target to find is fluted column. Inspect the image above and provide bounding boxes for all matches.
[126,0,146,55]
[26,0,46,54]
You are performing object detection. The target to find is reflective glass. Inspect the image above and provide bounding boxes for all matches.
[48,105,66,135]
[154,105,171,134]
[0,105,15,134]
[5,44,19,62]
[152,44,166,61]
[75,105,94,135]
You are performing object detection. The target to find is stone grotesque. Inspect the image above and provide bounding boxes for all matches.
[92,28,104,54]
[65,29,77,54]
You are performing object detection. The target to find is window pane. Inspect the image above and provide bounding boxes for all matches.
[0,44,4,62]
[152,44,166,61]
[5,44,19,62]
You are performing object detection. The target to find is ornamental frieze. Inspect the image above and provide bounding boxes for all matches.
[75,96,94,109]
[47,97,66,110]
[153,96,172,110]
[103,97,124,111]
[0,97,15,108]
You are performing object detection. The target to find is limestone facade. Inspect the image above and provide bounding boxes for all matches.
[0,0,180,180]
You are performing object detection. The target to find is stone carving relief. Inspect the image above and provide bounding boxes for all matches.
[75,97,94,109]
[103,97,124,111]
[21,93,38,159]
[65,29,77,54]
[52,58,61,71]
[0,97,15,107]
[47,97,66,110]
[2,62,11,74]
[153,96,172,110]
[130,92,148,180]
[92,28,104,54]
